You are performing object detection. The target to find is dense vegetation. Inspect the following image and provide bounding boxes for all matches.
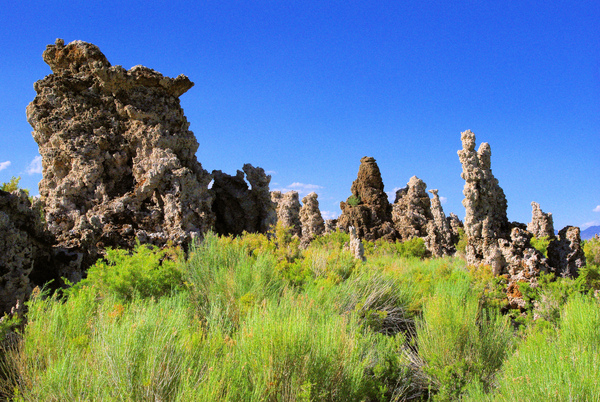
[0,223,599,401]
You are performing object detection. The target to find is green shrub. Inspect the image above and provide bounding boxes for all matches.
[347,194,361,206]
[487,294,600,401]
[583,237,600,266]
[75,242,185,301]
[0,176,25,194]
[530,236,551,258]
[417,277,513,400]
[456,228,467,254]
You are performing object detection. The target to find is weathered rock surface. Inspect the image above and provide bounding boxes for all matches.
[211,164,276,236]
[271,191,302,236]
[27,39,214,270]
[392,176,433,241]
[499,228,552,309]
[0,190,59,314]
[458,130,511,266]
[547,226,585,277]
[324,219,338,234]
[348,226,365,261]
[527,202,555,239]
[447,212,464,244]
[299,192,325,242]
[425,189,454,256]
[338,157,397,241]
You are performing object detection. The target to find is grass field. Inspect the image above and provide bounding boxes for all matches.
[1,227,599,401]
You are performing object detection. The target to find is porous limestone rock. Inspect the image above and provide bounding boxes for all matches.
[425,189,454,257]
[324,219,338,234]
[0,190,58,314]
[338,156,396,241]
[527,202,555,239]
[547,226,585,278]
[392,176,433,241]
[211,164,276,236]
[27,39,214,270]
[498,228,551,309]
[457,130,510,266]
[348,226,365,261]
[271,190,301,236]
[447,213,464,244]
[299,192,325,242]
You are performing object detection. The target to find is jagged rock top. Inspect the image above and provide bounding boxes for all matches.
[40,38,193,97]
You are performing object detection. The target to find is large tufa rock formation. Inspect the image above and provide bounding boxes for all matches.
[547,226,585,278]
[0,190,60,313]
[392,176,433,241]
[27,39,214,270]
[271,190,302,236]
[457,130,511,266]
[391,176,454,257]
[299,192,325,242]
[338,156,396,241]
[527,202,555,239]
[211,164,276,236]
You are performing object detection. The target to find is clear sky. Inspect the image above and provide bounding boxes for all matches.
[1,1,599,231]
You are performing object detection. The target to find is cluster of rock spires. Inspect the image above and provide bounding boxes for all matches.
[271,190,327,246]
[0,39,587,314]
[336,157,460,258]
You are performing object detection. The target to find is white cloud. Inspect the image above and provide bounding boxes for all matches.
[321,210,338,220]
[0,161,10,171]
[288,182,322,191]
[274,182,323,196]
[440,196,448,205]
[265,170,277,175]
[593,205,600,213]
[26,156,42,175]
[386,187,403,203]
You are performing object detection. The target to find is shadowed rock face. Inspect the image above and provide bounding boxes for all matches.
[338,156,396,241]
[271,191,302,236]
[527,202,555,239]
[211,164,276,236]
[0,190,61,313]
[548,226,585,278]
[426,189,454,257]
[27,39,214,270]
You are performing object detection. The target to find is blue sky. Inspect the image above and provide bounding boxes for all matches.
[1,1,599,230]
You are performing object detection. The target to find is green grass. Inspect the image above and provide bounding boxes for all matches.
[1,229,600,401]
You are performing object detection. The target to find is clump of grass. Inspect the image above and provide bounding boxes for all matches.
[417,276,513,400]
[484,294,600,401]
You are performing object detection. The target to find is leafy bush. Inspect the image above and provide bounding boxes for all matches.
[347,194,361,206]
[75,242,185,301]
[0,176,26,194]
[417,277,513,400]
[456,228,467,254]
[486,294,600,401]
[584,237,600,266]
[530,236,551,257]
[364,237,429,259]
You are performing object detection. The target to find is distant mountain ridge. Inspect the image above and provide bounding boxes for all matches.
[581,226,600,240]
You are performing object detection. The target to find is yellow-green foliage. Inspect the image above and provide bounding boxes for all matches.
[0,176,24,193]
[530,236,551,257]
[584,238,600,266]
[74,242,185,301]
[5,230,600,401]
